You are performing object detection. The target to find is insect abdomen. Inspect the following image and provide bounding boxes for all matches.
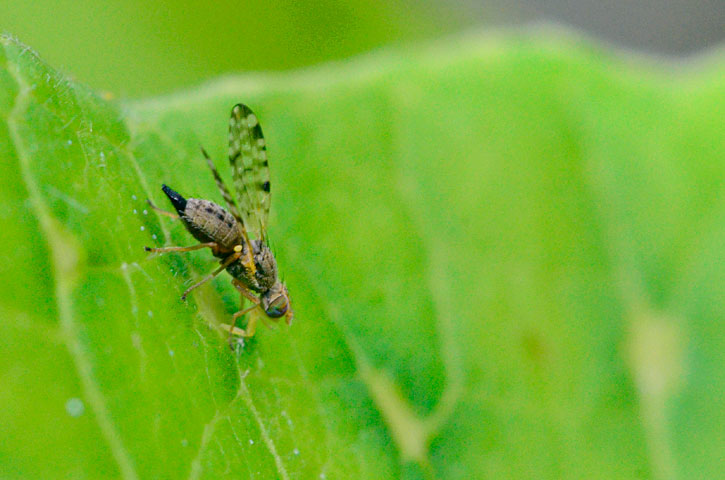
[162,185,241,251]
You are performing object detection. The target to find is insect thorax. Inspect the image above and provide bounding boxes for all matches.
[226,240,278,293]
[182,198,242,252]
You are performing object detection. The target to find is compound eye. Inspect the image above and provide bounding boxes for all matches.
[265,295,288,318]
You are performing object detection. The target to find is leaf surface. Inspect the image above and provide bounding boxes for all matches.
[1,32,724,479]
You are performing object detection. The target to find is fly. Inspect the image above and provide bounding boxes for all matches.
[145,103,292,339]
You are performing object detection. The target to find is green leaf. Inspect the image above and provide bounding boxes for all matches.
[1,32,724,479]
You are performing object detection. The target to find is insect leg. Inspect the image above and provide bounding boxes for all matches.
[228,303,260,337]
[227,280,266,338]
[144,242,218,254]
[237,314,259,338]
[231,279,261,304]
[180,251,241,301]
[146,198,179,219]
[221,323,248,337]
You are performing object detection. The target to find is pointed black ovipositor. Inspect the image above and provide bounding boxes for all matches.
[162,184,187,215]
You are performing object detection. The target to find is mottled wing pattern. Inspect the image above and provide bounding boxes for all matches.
[200,147,244,225]
[228,104,271,240]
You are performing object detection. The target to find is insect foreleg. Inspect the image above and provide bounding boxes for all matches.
[231,279,261,304]
[231,297,256,323]
[180,251,241,300]
[229,302,260,337]
[234,313,259,338]
[221,323,248,337]
[144,242,218,254]
[146,198,179,219]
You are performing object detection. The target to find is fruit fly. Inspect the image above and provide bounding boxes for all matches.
[145,104,292,339]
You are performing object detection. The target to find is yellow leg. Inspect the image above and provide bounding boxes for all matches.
[180,251,241,300]
[146,198,179,219]
[229,303,259,337]
[221,324,249,337]
[239,314,259,338]
[228,279,267,338]
[232,279,261,303]
[144,242,217,254]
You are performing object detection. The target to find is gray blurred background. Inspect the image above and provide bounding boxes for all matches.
[1,0,723,97]
[460,0,724,55]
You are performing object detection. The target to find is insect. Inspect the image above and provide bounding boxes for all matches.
[144,103,292,339]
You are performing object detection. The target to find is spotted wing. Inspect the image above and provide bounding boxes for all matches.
[228,104,271,240]
[200,147,244,225]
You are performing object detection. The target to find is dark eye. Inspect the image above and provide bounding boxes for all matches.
[265,295,288,318]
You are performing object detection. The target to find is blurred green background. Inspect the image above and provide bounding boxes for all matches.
[1,0,722,97]
[0,0,462,96]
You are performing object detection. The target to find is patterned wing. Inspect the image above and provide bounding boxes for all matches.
[200,147,244,224]
[228,104,271,240]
